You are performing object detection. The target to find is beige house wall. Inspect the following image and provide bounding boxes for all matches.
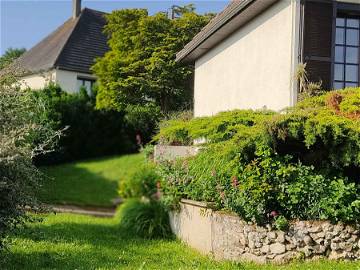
[20,69,96,93]
[55,69,96,93]
[193,0,300,117]
[20,70,56,90]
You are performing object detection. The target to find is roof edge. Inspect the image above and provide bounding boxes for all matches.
[176,0,279,63]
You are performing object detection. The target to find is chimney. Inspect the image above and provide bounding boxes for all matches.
[73,0,81,19]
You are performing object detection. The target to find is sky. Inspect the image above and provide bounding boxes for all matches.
[0,0,229,55]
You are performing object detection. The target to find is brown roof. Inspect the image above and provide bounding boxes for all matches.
[17,8,109,74]
[176,0,279,63]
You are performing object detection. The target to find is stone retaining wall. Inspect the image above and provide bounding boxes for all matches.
[170,199,360,263]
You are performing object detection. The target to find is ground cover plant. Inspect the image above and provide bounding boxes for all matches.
[156,88,360,225]
[39,154,143,207]
[1,213,359,270]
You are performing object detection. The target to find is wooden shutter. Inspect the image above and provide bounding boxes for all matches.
[303,0,334,90]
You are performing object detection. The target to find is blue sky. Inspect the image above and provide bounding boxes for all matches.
[0,0,229,55]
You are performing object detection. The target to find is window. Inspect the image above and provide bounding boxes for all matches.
[333,17,360,89]
[77,77,96,93]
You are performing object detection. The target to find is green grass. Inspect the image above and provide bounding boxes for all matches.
[39,154,144,207]
[1,214,359,270]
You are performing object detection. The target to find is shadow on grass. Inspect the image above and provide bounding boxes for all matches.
[0,216,193,270]
[39,164,119,207]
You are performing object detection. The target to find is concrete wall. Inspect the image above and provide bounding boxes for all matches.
[154,145,200,162]
[20,70,56,90]
[193,0,300,117]
[171,200,360,263]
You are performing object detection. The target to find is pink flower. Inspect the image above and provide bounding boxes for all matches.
[220,191,225,200]
[270,210,279,218]
[211,169,216,177]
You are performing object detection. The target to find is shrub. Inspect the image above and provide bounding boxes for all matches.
[156,89,360,225]
[116,199,171,238]
[32,84,137,164]
[119,163,159,200]
[0,69,57,249]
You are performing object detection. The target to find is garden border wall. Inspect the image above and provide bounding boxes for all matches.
[170,199,360,264]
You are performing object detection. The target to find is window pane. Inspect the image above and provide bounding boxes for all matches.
[334,64,344,81]
[345,82,358,88]
[337,18,345,27]
[336,28,345,45]
[335,46,345,62]
[347,19,359,28]
[346,29,359,46]
[345,65,358,82]
[334,82,344,90]
[346,47,359,64]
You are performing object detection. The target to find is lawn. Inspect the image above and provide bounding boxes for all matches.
[39,154,144,207]
[1,213,359,270]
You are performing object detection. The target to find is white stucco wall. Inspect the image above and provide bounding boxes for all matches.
[20,69,96,93]
[55,69,96,93]
[194,0,300,117]
[20,71,56,90]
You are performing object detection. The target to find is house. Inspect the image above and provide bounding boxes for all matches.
[17,0,108,93]
[177,0,360,117]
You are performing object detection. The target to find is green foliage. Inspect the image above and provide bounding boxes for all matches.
[155,110,274,145]
[274,216,289,231]
[157,89,360,225]
[0,69,56,249]
[0,47,26,70]
[32,84,138,164]
[92,7,211,113]
[116,199,171,239]
[119,163,159,200]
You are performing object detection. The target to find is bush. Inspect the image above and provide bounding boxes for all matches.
[32,84,138,164]
[156,89,360,225]
[116,199,171,238]
[119,163,159,199]
[0,69,57,249]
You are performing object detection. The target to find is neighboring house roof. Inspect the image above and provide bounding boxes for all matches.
[17,8,109,75]
[176,0,278,63]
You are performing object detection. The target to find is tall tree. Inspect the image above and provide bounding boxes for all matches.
[0,48,26,70]
[92,7,212,113]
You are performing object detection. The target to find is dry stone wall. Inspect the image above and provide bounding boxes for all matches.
[170,200,360,264]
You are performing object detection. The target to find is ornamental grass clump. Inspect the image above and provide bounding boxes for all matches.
[156,88,360,225]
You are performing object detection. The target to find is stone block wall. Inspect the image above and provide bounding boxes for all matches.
[170,200,360,264]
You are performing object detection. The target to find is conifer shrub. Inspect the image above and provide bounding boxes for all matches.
[156,88,360,224]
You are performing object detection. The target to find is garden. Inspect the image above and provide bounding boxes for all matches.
[1,4,360,270]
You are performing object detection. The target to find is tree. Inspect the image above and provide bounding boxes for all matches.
[0,48,26,70]
[92,7,212,113]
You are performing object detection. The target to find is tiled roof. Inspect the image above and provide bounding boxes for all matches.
[17,8,109,74]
